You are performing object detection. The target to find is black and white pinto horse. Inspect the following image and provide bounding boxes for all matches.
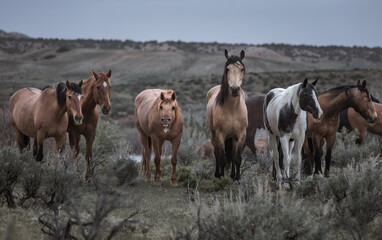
[263,79,323,189]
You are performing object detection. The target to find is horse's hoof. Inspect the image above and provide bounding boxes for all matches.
[307,175,314,180]
[282,182,291,190]
[324,172,330,178]
[171,181,178,187]
[154,180,161,185]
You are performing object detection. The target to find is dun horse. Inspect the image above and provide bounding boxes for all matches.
[304,80,377,176]
[135,89,183,186]
[263,79,322,189]
[9,81,83,161]
[67,69,112,181]
[206,49,247,180]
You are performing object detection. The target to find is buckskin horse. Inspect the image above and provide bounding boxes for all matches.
[264,79,323,189]
[304,80,377,176]
[9,80,83,161]
[135,89,183,186]
[206,49,247,180]
[67,69,111,181]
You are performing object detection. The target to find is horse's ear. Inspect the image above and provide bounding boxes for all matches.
[240,50,245,60]
[107,69,112,78]
[160,92,165,100]
[66,80,70,90]
[225,49,231,60]
[171,91,176,101]
[312,78,318,86]
[357,80,361,85]
[92,69,99,81]
[302,78,308,88]
[79,80,83,88]
[362,80,367,90]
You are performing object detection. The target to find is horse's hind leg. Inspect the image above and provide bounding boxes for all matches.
[324,134,336,177]
[84,132,96,182]
[269,134,282,188]
[224,138,234,179]
[12,126,29,152]
[245,130,257,159]
[279,137,291,190]
[152,137,164,185]
[137,128,152,181]
[36,131,44,162]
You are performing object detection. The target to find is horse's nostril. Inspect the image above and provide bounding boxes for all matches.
[75,115,83,121]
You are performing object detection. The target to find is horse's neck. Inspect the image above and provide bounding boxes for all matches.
[286,85,302,115]
[320,90,351,117]
[81,79,97,113]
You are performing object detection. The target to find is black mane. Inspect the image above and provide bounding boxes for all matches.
[216,56,245,105]
[56,81,82,107]
[318,85,363,95]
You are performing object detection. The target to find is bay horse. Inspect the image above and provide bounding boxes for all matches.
[67,69,111,181]
[263,79,323,189]
[135,89,183,186]
[206,49,247,180]
[304,80,377,176]
[338,92,380,144]
[9,81,83,161]
[245,96,265,158]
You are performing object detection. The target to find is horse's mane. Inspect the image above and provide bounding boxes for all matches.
[319,85,369,96]
[371,94,380,103]
[216,56,245,105]
[56,82,82,107]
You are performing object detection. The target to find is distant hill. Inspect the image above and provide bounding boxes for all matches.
[0,29,29,39]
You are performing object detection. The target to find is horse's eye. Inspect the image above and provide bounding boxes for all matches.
[172,106,176,110]
[68,96,72,99]
[226,68,229,72]
[160,106,163,110]
[97,86,100,90]
[241,69,245,73]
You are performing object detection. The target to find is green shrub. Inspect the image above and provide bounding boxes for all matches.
[113,157,139,186]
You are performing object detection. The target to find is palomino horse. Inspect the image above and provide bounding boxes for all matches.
[135,89,183,186]
[304,80,377,176]
[67,69,111,181]
[9,81,83,161]
[338,91,380,144]
[206,49,247,180]
[263,79,323,189]
[245,96,265,158]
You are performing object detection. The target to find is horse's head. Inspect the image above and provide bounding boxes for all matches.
[92,69,112,114]
[224,49,245,97]
[351,80,377,123]
[65,80,84,125]
[158,90,178,133]
[298,79,323,120]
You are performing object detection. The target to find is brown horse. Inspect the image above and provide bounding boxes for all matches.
[304,80,377,176]
[135,89,183,186]
[338,94,380,144]
[206,49,247,180]
[245,96,265,158]
[9,81,83,161]
[67,69,111,181]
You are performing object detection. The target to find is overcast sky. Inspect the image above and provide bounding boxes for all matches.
[1,0,381,47]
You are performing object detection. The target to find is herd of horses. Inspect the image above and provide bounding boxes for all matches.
[7,49,381,189]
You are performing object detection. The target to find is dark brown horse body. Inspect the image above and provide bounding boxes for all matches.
[304,81,377,176]
[9,81,83,161]
[338,98,381,144]
[245,96,265,158]
[135,89,183,186]
[206,50,247,180]
[68,69,111,181]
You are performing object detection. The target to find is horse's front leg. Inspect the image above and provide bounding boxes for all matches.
[279,136,291,190]
[84,132,96,182]
[36,131,45,162]
[231,133,246,181]
[313,136,324,175]
[54,133,66,154]
[211,133,225,178]
[292,136,304,186]
[152,137,164,185]
[170,136,181,186]
[324,134,336,177]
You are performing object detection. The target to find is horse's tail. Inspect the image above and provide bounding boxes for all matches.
[338,109,351,132]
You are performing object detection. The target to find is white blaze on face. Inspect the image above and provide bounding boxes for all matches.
[103,81,107,88]
[312,90,323,116]
[77,94,82,101]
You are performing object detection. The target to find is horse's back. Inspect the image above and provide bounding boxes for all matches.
[9,88,41,137]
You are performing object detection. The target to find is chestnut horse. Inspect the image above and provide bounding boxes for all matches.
[304,80,377,176]
[67,69,111,181]
[264,79,323,189]
[245,96,265,158]
[135,89,183,186]
[338,94,380,144]
[206,49,247,180]
[9,81,83,161]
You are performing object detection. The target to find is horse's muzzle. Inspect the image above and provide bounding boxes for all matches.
[367,113,377,123]
[230,86,240,97]
[74,115,83,125]
[102,106,110,114]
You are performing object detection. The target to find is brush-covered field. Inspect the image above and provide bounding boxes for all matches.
[1,41,382,239]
